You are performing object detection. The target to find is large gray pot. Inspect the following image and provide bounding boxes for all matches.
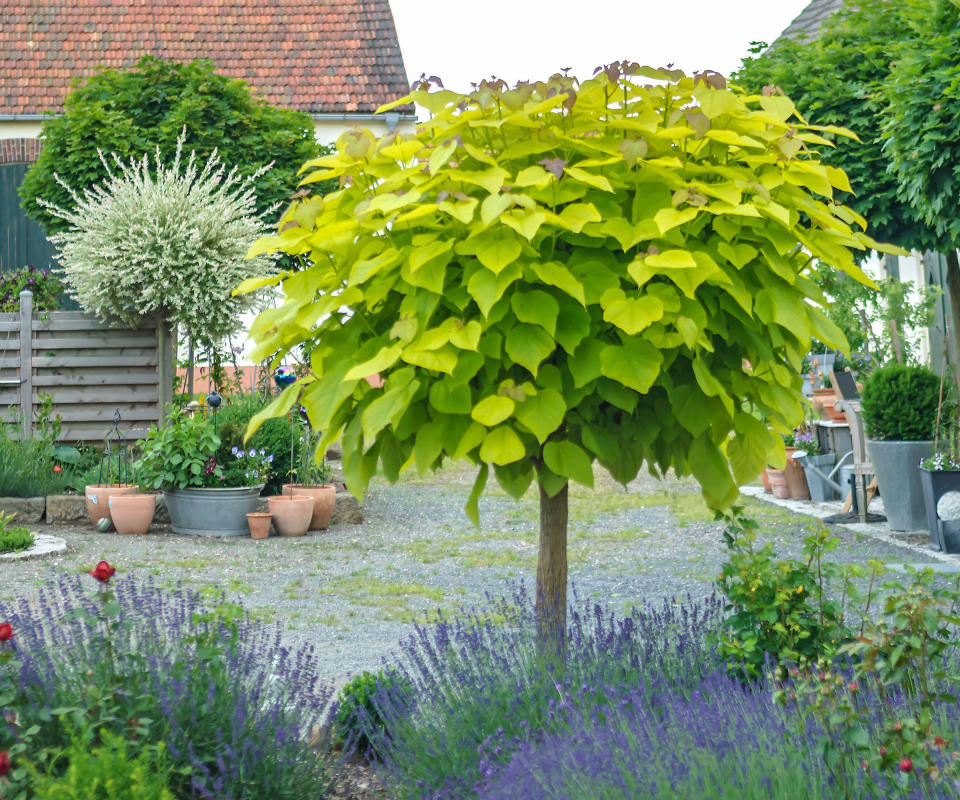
[866,440,932,531]
[163,486,264,536]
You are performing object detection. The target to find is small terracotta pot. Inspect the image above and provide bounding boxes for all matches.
[246,512,272,540]
[760,468,772,494]
[767,468,789,499]
[85,484,138,530]
[282,483,336,530]
[108,493,156,535]
[784,448,811,500]
[267,495,313,537]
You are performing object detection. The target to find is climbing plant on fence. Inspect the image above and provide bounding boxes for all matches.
[241,65,894,634]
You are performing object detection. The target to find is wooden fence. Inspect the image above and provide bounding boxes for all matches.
[0,290,174,442]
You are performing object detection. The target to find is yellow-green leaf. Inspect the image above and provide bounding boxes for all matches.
[344,343,404,381]
[479,426,527,465]
[543,440,594,488]
[471,394,515,426]
[514,389,566,444]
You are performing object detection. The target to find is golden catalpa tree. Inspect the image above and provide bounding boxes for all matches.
[241,64,894,633]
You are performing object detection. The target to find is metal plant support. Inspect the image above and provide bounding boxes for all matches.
[97,410,133,487]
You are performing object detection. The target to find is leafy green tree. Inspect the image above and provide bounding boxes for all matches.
[734,0,935,254]
[20,55,326,233]
[242,66,882,634]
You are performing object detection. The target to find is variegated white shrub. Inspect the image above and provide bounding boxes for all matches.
[40,135,275,345]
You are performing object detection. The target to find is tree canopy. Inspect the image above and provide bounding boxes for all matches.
[734,0,938,254]
[241,66,883,631]
[20,56,323,233]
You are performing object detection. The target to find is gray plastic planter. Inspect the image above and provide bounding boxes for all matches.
[866,440,932,531]
[163,486,264,536]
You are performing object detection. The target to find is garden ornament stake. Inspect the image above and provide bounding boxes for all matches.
[97,410,132,488]
[206,391,222,434]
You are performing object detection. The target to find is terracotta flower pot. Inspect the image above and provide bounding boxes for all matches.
[85,484,138,531]
[282,483,336,530]
[267,495,313,537]
[767,468,789,499]
[246,512,272,540]
[108,493,156,535]
[784,448,811,500]
[761,468,772,494]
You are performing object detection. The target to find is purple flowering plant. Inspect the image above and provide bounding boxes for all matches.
[0,567,333,798]
[219,446,274,487]
[793,430,821,456]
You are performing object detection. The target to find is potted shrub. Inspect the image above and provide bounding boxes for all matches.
[862,364,939,531]
[136,408,272,536]
[281,413,336,531]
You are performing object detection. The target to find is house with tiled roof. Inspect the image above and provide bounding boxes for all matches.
[0,0,414,147]
[0,0,415,271]
[779,0,845,41]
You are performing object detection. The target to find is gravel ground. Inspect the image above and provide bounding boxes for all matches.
[0,464,948,683]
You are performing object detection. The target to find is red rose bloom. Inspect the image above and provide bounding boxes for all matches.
[0,750,10,777]
[53,465,62,474]
[89,561,116,583]
[0,623,12,642]
[933,736,948,749]
[899,757,913,773]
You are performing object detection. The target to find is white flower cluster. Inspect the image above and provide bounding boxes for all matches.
[40,133,276,344]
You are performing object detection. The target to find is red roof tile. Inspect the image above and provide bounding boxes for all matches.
[0,0,410,115]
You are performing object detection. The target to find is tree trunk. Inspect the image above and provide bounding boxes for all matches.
[536,481,568,643]
[946,250,960,400]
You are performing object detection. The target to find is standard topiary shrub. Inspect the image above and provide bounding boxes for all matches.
[861,364,939,441]
[215,395,295,494]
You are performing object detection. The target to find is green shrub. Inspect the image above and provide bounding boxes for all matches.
[215,394,295,494]
[0,522,34,554]
[25,728,175,800]
[716,510,856,679]
[334,669,413,758]
[0,265,64,312]
[861,364,940,441]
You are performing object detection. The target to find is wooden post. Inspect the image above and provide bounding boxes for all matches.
[18,289,32,439]
[156,320,174,425]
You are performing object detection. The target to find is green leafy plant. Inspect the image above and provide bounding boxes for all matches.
[716,509,860,679]
[136,408,221,489]
[861,364,940,441]
[0,266,64,312]
[24,727,175,800]
[776,568,960,796]
[19,55,326,236]
[214,394,294,493]
[243,66,889,634]
[334,668,411,758]
[0,522,34,554]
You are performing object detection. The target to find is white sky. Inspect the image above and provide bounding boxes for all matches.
[389,0,811,92]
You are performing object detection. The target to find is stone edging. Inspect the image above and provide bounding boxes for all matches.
[0,533,67,561]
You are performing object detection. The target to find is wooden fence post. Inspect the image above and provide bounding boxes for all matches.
[19,289,32,439]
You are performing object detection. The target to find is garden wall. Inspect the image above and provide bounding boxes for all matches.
[0,290,174,443]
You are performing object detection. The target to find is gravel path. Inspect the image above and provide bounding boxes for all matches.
[0,465,948,683]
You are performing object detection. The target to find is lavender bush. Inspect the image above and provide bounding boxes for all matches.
[371,582,960,800]
[0,570,332,799]
[368,586,726,799]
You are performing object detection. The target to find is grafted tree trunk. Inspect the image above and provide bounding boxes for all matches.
[536,481,568,644]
